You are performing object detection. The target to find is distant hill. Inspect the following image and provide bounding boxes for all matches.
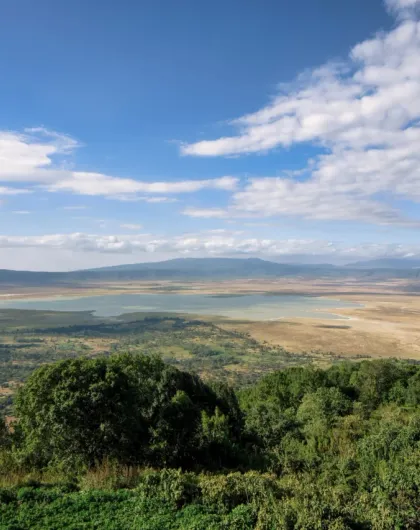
[0,257,419,285]
[0,269,67,284]
[348,258,420,269]
[88,257,336,276]
[89,257,278,272]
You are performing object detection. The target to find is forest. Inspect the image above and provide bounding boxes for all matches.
[1,355,420,529]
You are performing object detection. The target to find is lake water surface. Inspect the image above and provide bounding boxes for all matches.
[0,293,360,320]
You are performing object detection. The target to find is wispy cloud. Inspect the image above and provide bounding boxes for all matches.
[0,187,31,195]
[0,128,238,199]
[182,207,229,218]
[182,188,419,226]
[46,173,238,196]
[120,223,143,231]
[108,196,178,203]
[180,1,420,225]
[144,197,178,203]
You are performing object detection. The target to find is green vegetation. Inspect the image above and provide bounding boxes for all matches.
[2,355,420,528]
[14,355,243,470]
[0,310,331,416]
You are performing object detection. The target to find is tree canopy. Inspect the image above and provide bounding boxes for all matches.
[15,354,243,469]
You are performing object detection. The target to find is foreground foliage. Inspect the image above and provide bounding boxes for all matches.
[2,356,420,528]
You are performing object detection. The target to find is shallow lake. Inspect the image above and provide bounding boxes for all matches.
[0,293,360,321]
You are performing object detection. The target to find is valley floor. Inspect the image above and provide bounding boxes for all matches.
[219,293,420,361]
[1,277,419,361]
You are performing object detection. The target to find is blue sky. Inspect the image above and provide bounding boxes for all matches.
[1,0,420,270]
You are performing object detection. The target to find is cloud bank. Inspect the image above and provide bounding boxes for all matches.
[0,231,418,263]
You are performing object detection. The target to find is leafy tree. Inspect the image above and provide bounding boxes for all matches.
[15,354,244,469]
[350,360,404,409]
[297,387,352,426]
[15,356,146,467]
[243,401,297,449]
[239,365,327,414]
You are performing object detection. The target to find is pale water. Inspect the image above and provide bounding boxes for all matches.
[0,293,360,320]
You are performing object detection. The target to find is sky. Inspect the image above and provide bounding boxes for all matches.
[1,0,420,270]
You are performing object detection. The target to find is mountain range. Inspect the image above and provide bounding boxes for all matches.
[0,257,419,285]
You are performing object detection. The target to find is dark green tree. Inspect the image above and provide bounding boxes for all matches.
[15,354,243,469]
[15,356,146,467]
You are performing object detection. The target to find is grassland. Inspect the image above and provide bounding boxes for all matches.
[217,291,420,360]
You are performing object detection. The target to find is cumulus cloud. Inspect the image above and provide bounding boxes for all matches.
[0,129,238,199]
[181,2,420,224]
[0,231,418,262]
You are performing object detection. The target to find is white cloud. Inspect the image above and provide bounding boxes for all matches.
[12,210,30,215]
[0,128,238,200]
[0,187,31,195]
[385,0,420,16]
[0,128,79,181]
[183,180,418,225]
[47,173,238,196]
[0,232,418,265]
[180,4,420,225]
[62,205,88,211]
[230,178,419,225]
[120,223,143,231]
[24,127,80,154]
[182,207,229,218]
[388,0,420,6]
[106,195,178,203]
[144,197,178,203]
